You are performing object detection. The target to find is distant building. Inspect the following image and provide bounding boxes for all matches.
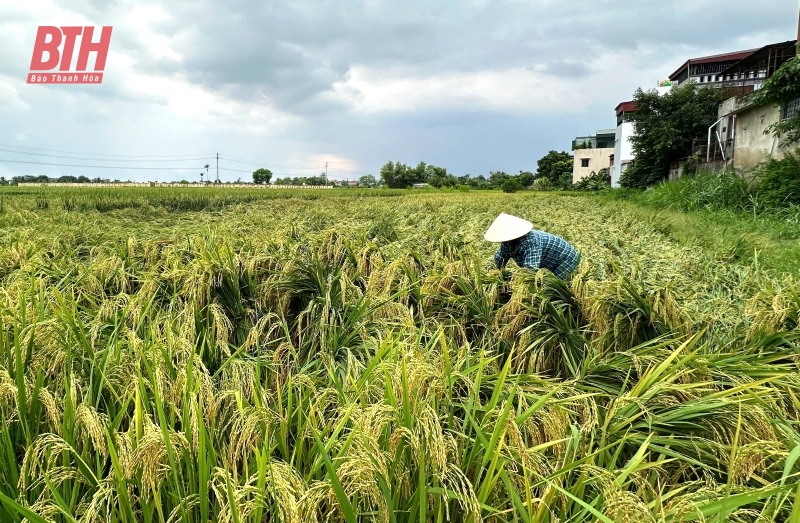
[572,129,616,150]
[668,49,758,87]
[610,102,637,187]
[412,183,428,189]
[572,129,616,183]
[713,40,797,90]
[608,84,674,187]
[710,40,798,172]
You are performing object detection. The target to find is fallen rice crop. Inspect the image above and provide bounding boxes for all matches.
[0,186,799,522]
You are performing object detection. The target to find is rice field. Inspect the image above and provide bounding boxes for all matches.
[0,187,799,522]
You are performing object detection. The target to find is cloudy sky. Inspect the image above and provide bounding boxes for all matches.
[1,0,798,182]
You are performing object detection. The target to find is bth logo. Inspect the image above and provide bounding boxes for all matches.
[28,26,112,84]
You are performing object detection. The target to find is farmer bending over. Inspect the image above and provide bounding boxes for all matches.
[485,213,580,280]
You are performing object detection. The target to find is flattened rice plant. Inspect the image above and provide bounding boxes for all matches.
[0,187,798,522]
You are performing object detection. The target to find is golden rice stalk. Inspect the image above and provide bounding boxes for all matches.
[602,489,656,523]
[127,420,191,496]
[19,433,76,490]
[212,464,304,523]
[76,479,115,523]
[75,403,109,457]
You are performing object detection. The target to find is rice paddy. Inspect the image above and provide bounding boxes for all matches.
[0,187,799,522]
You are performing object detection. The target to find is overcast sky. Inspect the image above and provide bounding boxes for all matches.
[1,0,798,182]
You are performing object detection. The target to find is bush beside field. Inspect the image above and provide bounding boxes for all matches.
[0,189,799,522]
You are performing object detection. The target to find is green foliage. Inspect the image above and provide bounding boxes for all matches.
[487,171,510,189]
[752,149,800,208]
[752,56,800,146]
[574,168,611,192]
[531,177,553,191]
[635,169,752,212]
[621,84,728,189]
[379,161,450,188]
[358,174,376,187]
[536,150,574,186]
[628,152,800,213]
[517,171,535,187]
[500,177,522,193]
[274,174,328,186]
[252,168,273,184]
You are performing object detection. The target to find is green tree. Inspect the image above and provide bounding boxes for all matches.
[620,84,727,189]
[536,151,573,185]
[751,56,800,147]
[380,161,407,188]
[359,174,376,187]
[517,171,535,188]
[487,171,509,189]
[252,168,273,185]
[426,165,455,188]
[380,161,430,188]
[501,178,522,193]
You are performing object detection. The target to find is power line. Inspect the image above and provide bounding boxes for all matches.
[0,158,205,170]
[0,148,215,163]
[0,142,210,159]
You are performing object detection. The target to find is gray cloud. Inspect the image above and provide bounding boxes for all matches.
[0,0,798,182]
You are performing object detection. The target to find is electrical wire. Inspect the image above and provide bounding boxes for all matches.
[0,159,205,170]
[0,148,215,163]
[0,142,210,159]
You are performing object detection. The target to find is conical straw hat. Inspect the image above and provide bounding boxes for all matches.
[484,213,533,242]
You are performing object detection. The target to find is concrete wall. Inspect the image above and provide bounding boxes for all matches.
[573,148,614,183]
[732,103,784,172]
[611,122,635,187]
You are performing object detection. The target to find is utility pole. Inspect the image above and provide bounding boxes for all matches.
[216,153,219,183]
[325,162,328,184]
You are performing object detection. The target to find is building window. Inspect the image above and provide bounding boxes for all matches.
[785,97,800,120]
[581,159,590,167]
[597,141,607,148]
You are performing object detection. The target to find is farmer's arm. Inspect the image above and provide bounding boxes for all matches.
[493,243,512,269]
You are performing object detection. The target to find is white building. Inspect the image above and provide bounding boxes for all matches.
[610,85,673,187]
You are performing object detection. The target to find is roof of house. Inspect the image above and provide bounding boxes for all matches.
[668,49,758,80]
[615,101,637,116]
[717,40,797,76]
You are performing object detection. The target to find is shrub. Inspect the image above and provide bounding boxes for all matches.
[752,150,800,208]
[638,169,751,212]
[531,178,553,191]
[574,169,611,192]
[501,178,522,193]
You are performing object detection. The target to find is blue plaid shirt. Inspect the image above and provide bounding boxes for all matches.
[493,230,579,279]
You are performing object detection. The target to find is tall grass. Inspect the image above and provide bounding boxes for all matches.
[636,169,752,212]
[0,189,798,521]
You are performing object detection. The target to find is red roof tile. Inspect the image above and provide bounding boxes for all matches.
[615,101,637,116]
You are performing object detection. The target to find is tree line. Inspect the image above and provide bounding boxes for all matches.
[1,175,116,185]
